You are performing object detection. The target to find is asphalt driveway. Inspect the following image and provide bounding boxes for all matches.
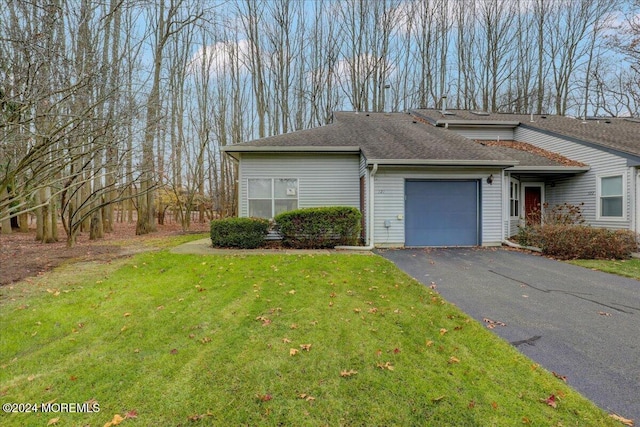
[377,247,640,421]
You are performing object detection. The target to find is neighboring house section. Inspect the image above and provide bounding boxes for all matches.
[223,110,640,247]
[414,110,640,238]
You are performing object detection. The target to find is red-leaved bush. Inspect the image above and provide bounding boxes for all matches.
[540,225,637,260]
[516,203,638,259]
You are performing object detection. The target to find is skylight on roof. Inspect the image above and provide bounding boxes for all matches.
[441,111,456,116]
[470,111,490,116]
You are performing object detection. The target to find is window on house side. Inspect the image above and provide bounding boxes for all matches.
[599,175,623,218]
[510,180,519,217]
[248,178,298,219]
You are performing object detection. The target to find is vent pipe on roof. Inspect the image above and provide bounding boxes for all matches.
[530,113,534,122]
[441,95,447,114]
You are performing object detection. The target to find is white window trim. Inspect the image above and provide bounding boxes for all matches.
[509,178,520,219]
[596,172,627,221]
[247,178,299,219]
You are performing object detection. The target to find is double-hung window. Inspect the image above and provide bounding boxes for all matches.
[597,174,625,219]
[248,178,298,219]
[509,180,520,217]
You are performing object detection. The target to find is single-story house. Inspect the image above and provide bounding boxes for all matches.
[222,109,640,247]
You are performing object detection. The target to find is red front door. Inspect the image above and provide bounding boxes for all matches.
[524,187,542,225]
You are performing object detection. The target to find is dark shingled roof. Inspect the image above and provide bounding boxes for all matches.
[413,109,640,160]
[226,112,547,166]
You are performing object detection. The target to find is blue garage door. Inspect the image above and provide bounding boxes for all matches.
[405,180,480,246]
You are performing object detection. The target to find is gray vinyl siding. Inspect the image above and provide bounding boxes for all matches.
[450,127,515,141]
[514,127,632,229]
[238,153,360,217]
[373,168,503,247]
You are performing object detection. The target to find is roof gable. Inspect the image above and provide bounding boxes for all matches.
[225,112,518,166]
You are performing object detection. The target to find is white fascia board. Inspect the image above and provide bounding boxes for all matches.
[435,120,520,128]
[366,158,519,167]
[506,166,590,173]
[222,145,360,153]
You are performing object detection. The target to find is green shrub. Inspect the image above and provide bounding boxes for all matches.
[274,206,362,249]
[210,217,269,249]
[540,225,637,260]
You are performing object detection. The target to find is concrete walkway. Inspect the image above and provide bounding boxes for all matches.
[170,238,372,256]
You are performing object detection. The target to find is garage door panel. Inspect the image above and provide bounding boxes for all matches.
[405,180,479,246]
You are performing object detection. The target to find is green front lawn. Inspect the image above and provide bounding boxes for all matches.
[568,258,640,280]
[0,249,622,426]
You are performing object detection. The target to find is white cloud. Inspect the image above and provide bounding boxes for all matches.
[187,39,251,77]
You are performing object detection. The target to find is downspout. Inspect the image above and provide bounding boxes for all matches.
[500,169,505,243]
[336,163,378,250]
[632,168,640,258]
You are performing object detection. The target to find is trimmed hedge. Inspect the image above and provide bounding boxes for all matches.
[274,206,362,249]
[210,217,269,249]
[540,225,637,260]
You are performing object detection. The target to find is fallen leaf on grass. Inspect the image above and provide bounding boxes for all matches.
[103,414,124,427]
[47,418,59,426]
[123,312,131,317]
[282,338,291,343]
[541,394,557,408]
[439,328,448,336]
[552,371,567,382]
[491,401,499,410]
[170,348,178,355]
[124,410,138,419]
[299,393,316,402]
[468,400,476,409]
[376,361,394,370]
[300,344,312,351]
[426,340,434,347]
[188,412,214,421]
[289,348,299,356]
[256,394,273,402]
[448,356,460,364]
[340,369,358,377]
[609,413,634,426]
[431,395,446,403]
